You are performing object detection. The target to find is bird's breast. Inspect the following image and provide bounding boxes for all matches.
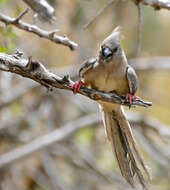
[83,63,129,95]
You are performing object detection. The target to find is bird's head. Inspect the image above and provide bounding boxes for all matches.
[99,26,123,63]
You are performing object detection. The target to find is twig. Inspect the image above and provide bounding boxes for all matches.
[41,152,69,190]
[0,10,78,50]
[51,144,129,189]
[136,2,143,56]
[0,52,152,108]
[22,0,56,23]
[83,0,118,29]
[0,114,99,168]
[126,111,170,167]
[129,57,170,70]
[14,8,29,22]
[27,166,53,190]
[134,130,169,167]
[69,143,128,186]
[143,0,170,10]
[131,0,170,10]
[127,111,170,139]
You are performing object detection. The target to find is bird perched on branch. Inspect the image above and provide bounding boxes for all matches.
[72,27,150,189]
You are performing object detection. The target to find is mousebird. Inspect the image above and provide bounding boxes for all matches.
[72,27,150,189]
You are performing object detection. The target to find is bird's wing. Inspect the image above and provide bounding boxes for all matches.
[126,66,138,95]
[79,58,97,78]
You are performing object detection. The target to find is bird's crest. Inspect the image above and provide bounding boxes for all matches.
[111,26,124,42]
[101,26,124,49]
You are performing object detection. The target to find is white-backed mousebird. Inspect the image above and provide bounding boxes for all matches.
[72,27,150,189]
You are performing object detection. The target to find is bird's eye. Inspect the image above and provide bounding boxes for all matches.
[102,47,112,58]
[113,47,118,53]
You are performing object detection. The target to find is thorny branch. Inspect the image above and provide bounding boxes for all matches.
[0,56,169,109]
[0,52,152,108]
[0,10,78,50]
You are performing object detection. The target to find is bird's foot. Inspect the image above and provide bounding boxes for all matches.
[125,93,141,108]
[72,80,84,94]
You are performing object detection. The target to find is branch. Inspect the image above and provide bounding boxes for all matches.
[129,57,170,70]
[83,0,118,29]
[41,152,70,190]
[0,10,78,50]
[127,111,170,166]
[22,0,56,23]
[1,109,169,169]
[2,55,168,110]
[51,146,126,188]
[0,114,99,168]
[127,111,170,139]
[136,2,143,56]
[131,0,170,10]
[0,52,152,108]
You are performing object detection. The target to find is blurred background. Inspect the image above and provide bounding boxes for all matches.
[0,0,170,189]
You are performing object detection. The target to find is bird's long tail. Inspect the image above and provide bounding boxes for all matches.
[100,105,150,189]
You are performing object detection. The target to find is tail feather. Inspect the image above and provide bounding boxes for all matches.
[104,110,135,186]
[115,107,151,180]
[100,105,150,189]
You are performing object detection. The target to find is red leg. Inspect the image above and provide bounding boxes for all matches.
[126,93,132,105]
[125,93,141,107]
[72,80,84,94]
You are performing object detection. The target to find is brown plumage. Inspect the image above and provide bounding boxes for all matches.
[78,27,150,189]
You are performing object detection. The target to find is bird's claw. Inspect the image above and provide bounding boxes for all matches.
[125,93,140,108]
[72,80,84,94]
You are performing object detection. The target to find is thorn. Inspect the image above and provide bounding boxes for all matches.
[49,29,59,39]
[13,8,29,23]
[13,50,23,58]
[28,56,32,64]
[62,75,69,83]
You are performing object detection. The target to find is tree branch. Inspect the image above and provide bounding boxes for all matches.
[0,10,78,50]
[83,0,118,29]
[1,56,169,109]
[131,0,170,10]
[0,52,152,108]
[22,0,56,23]
[0,114,99,168]
[0,110,169,170]
[129,57,170,70]
[136,2,143,55]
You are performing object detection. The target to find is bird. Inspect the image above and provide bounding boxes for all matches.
[72,27,150,189]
